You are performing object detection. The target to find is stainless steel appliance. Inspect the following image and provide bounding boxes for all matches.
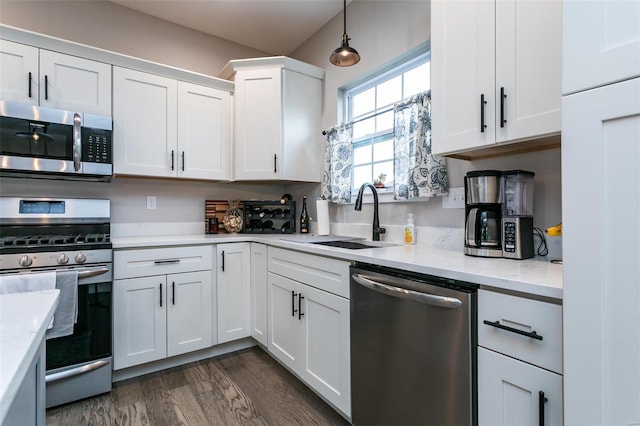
[465,170,503,257]
[501,170,535,259]
[0,101,112,181]
[0,197,113,407]
[351,263,477,426]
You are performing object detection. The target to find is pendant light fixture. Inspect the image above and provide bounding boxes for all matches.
[329,0,360,67]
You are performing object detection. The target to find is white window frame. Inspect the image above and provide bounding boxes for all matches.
[341,46,430,203]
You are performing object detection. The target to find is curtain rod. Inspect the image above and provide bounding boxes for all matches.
[322,105,395,135]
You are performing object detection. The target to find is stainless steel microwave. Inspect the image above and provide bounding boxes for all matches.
[0,101,113,181]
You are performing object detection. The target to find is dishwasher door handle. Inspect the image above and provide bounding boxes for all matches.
[352,273,463,309]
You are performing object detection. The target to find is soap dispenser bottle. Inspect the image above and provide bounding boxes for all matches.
[405,213,416,245]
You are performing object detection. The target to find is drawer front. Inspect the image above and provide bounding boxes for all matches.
[268,247,351,298]
[478,289,563,374]
[114,245,213,279]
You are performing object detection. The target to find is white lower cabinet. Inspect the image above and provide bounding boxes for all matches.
[113,246,214,370]
[250,243,268,346]
[267,248,351,417]
[478,347,563,426]
[216,243,251,344]
[478,289,563,425]
[113,271,213,369]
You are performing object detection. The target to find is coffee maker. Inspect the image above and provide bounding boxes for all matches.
[501,170,535,259]
[464,170,503,257]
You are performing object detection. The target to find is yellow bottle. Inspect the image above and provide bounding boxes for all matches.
[405,214,416,245]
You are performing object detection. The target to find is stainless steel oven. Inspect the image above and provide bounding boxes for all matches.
[0,101,112,181]
[0,197,113,407]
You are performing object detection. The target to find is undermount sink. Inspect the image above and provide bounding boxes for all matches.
[311,240,398,250]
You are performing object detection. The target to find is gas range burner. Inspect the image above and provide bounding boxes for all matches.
[0,233,110,248]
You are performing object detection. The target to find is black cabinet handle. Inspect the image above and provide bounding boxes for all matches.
[171,150,175,171]
[221,250,225,272]
[274,154,277,174]
[159,283,163,307]
[500,87,507,128]
[172,282,175,305]
[483,320,543,340]
[480,94,487,133]
[181,151,185,171]
[539,391,548,426]
[154,259,180,265]
[28,72,32,98]
[44,75,49,100]
[291,290,298,316]
[298,293,304,320]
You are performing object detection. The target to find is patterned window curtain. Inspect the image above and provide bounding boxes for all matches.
[321,124,353,204]
[393,91,449,200]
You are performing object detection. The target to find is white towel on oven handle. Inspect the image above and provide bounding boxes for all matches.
[46,270,79,339]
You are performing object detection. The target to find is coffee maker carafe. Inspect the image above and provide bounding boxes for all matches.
[464,170,503,257]
[501,170,535,259]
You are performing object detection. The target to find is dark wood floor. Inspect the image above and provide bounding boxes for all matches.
[46,347,350,426]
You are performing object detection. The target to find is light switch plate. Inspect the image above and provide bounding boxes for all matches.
[442,187,465,209]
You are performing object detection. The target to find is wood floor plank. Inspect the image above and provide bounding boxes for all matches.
[114,401,150,426]
[47,347,349,426]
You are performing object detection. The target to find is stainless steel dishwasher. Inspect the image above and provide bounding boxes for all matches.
[351,263,477,426]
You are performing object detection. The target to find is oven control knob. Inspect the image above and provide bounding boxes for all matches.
[57,253,69,265]
[19,255,33,267]
[75,252,87,264]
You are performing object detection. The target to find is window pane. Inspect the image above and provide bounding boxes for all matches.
[353,117,375,139]
[404,62,430,98]
[373,139,393,162]
[353,165,372,188]
[353,144,372,165]
[352,87,375,118]
[373,161,394,185]
[376,110,394,133]
[377,75,402,109]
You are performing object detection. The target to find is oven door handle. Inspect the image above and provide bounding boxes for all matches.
[77,267,109,279]
[352,273,463,309]
[45,359,109,383]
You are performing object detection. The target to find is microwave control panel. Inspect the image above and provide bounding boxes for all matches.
[82,129,112,163]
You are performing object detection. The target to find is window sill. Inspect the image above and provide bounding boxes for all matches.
[348,188,432,204]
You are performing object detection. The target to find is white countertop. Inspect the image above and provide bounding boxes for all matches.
[112,233,563,300]
[0,289,59,423]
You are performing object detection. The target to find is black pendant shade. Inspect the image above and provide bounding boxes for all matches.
[330,0,360,66]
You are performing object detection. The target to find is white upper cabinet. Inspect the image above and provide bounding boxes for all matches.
[431,0,561,156]
[0,39,112,115]
[220,57,324,182]
[563,0,640,94]
[113,67,230,180]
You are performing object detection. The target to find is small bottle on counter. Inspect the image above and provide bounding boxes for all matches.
[404,213,415,245]
[300,196,309,234]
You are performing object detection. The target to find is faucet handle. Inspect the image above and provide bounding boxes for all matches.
[375,227,386,235]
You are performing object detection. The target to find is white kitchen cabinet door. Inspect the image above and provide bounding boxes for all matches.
[216,243,251,344]
[563,0,640,94]
[431,0,495,153]
[39,50,112,116]
[250,243,268,346]
[177,81,230,180]
[233,68,282,180]
[113,67,177,177]
[113,276,167,370]
[267,272,300,372]
[299,283,351,418]
[0,40,38,105]
[166,271,213,357]
[478,347,563,426]
[494,0,561,143]
[431,0,561,156]
[562,77,640,426]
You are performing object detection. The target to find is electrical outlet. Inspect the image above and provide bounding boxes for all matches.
[146,196,157,210]
[442,187,465,209]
